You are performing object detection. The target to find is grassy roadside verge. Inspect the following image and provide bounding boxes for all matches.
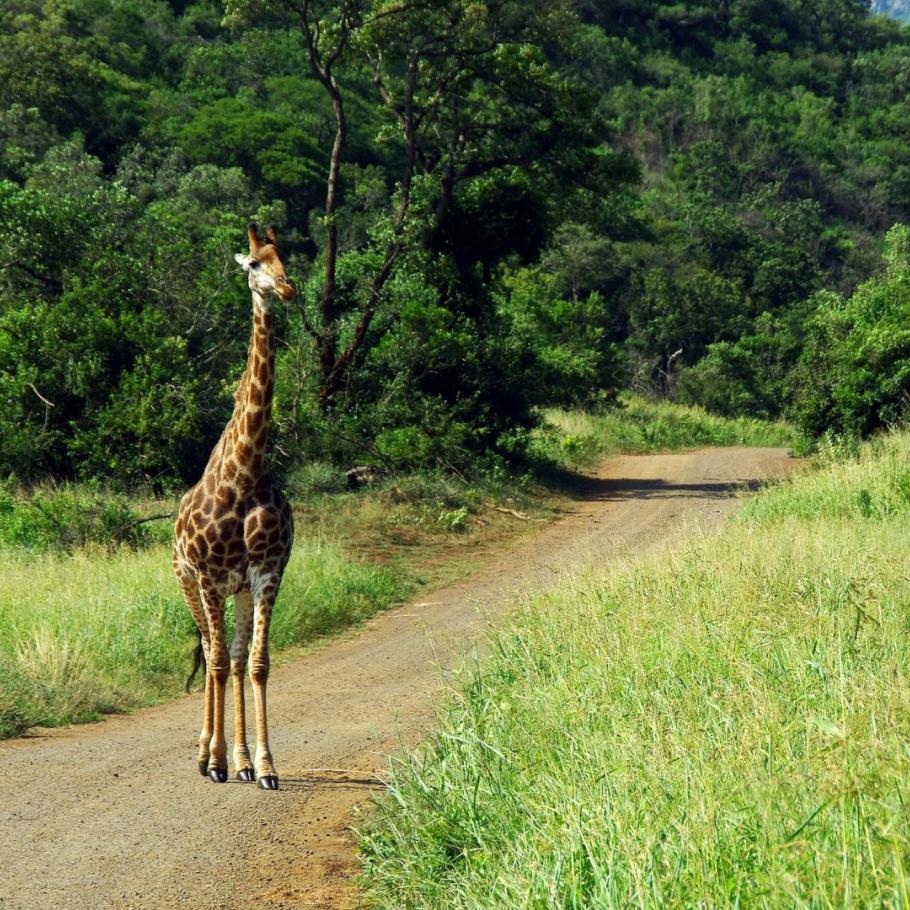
[533,396,799,471]
[359,431,910,908]
[0,537,412,738]
[0,400,796,740]
[0,467,551,740]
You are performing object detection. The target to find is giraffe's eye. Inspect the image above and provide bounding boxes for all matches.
[250,260,261,270]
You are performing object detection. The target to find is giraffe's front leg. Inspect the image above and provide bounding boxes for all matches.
[230,590,255,782]
[201,586,230,783]
[250,580,279,790]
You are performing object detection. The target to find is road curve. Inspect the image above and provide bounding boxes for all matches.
[0,447,795,910]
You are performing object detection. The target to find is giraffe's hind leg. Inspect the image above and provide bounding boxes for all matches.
[249,576,280,789]
[173,555,212,776]
[230,589,255,781]
[200,583,230,783]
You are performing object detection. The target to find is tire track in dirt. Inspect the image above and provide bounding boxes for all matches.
[0,447,796,910]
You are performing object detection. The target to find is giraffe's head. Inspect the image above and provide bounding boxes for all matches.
[234,222,295,303]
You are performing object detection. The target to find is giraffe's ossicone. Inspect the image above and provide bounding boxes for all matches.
[173,222,295,790]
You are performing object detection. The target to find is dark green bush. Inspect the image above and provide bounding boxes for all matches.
[0,484,159,551]
[790,225,910,440]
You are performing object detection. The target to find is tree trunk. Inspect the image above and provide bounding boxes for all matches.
[318,80,346,399]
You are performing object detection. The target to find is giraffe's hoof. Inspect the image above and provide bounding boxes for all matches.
[237,768,256,782]
[257,775,280,790]
[208,767,228,783]
[198,761,209,777]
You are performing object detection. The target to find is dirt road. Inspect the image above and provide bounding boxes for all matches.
[0,448,794,910]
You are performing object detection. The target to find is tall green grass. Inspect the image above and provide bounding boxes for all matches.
[740,431,910,524]
[537,397,799,470]
[360,431,910,908]
[0,460,551,740]
[0,536,412,738]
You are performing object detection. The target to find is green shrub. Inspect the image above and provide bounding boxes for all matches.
[284,461,348,498]
[790,224,910,441]
[0,484,157,552]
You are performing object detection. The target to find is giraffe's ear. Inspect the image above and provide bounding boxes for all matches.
[266,225,288,264]
[247,221,261,254]
[234,253,252,271]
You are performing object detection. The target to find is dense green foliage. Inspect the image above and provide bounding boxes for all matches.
[1,0,908,485]
[360,431,910,908]
[578,0,910,438]
[791,224,910,438]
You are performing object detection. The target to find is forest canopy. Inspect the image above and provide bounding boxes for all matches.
[1,0,909,486]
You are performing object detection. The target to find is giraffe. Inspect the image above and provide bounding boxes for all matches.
[173,222,294,790]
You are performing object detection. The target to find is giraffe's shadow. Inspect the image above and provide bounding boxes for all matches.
[227,772,387,792]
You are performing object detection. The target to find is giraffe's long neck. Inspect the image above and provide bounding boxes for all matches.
[208,290,275,492]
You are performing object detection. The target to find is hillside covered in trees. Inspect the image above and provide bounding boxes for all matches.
[1,0,909,486]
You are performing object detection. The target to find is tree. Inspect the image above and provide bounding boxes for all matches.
[227,0,617,409]
[791,224,910,439]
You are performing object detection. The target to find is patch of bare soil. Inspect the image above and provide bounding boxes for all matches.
[0,448,796,910]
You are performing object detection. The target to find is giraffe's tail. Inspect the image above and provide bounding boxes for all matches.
[186,628,206,692]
